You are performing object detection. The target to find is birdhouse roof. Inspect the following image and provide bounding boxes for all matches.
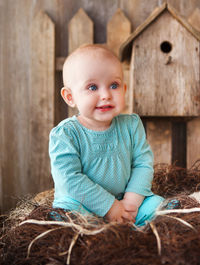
[119,3,200,61]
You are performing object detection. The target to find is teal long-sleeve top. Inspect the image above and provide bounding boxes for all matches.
[49,114,154,217]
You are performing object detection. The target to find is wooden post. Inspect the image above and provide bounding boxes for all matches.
[146,120,172,165]
[67,8,94,117]
[0,109,2,213]
[29,11,55,192]
[187,118,200,168]
[107,8,131,56]
[68,8,94,54]
[187,8,200,168]
[0,1,3,213]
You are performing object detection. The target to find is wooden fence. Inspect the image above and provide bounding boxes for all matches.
[1,0,200,213]
[55,7,200,168]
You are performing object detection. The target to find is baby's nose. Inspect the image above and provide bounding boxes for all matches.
[101,88,111,100]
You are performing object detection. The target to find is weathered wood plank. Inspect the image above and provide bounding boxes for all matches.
[172,121,187,167]
[0,0,34,212]
[167,0,200,18]
[186,7,200,168]
[118,0,164,30]
[29,11,55,192]
[107,8,131,56]
[146,120,172,165]
[68,8,93,54]
[187,118,200,168]
[0,0,4,213]
[56,57,65,71]
[188,8,200,31]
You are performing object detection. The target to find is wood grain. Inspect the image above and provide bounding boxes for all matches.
[146,120,172,165]
[29,11,55,194]
[0,0,33,212]
[172,121,186,167]
[188,8,200,31]
[68,8,93,54]
[107,8,131,56]
[0,0,4,213]
[167,0,200,18]
[187,118,200,168]
[187,9,200,168]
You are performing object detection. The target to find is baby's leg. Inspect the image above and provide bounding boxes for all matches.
[135,195,164,227]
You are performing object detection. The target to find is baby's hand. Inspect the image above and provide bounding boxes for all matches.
[105,199,135,223]
[121,199,138,220]
[122,192,145,220]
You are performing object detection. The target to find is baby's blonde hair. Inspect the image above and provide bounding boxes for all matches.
[63,44,122,88]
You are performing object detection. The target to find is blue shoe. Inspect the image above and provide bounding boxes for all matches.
[165,199,180,210]
[48,210,68,221]
[135,195,164,227]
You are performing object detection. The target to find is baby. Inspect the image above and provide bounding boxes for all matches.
[49,44,164,226]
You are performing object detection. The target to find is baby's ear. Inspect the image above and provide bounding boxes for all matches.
[124,83,127,93]
[61,87,76,108]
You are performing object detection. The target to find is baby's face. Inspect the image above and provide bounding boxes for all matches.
[62,49,126,131]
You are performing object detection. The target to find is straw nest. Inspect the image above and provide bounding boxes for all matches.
[1,161,200,265]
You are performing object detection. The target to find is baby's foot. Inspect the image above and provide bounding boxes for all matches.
[165,199,180,210]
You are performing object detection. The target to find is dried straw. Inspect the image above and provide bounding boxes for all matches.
[1,163,200,265]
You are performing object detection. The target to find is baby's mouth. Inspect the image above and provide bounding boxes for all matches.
[96,105,114,111]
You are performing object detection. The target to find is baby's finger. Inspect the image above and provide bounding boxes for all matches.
[117,217,124,223]
[122,211,135,222]
[124,204,137,212]
[130,211,137,219]
[122,216,135,223]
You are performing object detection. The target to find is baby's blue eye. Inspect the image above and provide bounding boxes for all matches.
[88,84,98,91]
[110,83,118,89]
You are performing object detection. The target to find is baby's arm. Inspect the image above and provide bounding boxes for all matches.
[125,115,154,200]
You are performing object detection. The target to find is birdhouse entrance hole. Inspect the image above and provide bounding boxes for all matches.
[160,41,172,53]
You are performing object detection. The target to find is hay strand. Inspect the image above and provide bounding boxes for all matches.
[19,219,111,236]
[27,227,63,258]
[156,207,200,215]
[149,222,161,255]
[66,233,79,265]
[161,214,196,231]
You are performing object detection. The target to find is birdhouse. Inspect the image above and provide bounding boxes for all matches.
[120,3,200,117]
